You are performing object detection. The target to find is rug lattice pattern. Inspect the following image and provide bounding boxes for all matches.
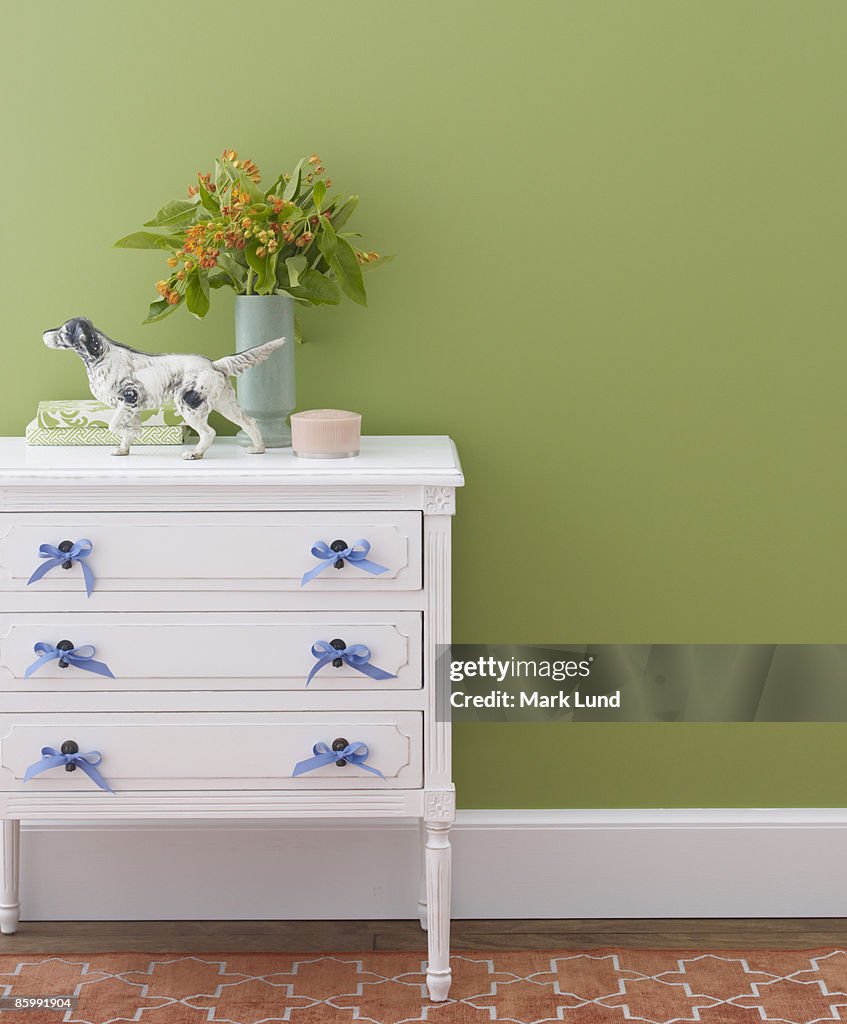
[2,948,846,1023]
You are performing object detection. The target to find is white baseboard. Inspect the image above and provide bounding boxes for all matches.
[18,809,847,921]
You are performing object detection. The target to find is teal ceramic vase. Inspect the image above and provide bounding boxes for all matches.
[234,293,296,448]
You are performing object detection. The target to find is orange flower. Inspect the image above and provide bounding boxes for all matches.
[240,158,261,183]
[166,291,180,305]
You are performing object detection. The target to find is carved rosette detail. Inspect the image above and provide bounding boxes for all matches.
[424,487,455,515]
[424,791,456,822]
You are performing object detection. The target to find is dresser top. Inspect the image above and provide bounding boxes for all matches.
[0,436,463,489]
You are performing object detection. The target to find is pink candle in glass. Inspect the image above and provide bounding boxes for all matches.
[291,409,362,459]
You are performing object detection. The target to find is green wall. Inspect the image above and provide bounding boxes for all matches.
[2,1,845,807]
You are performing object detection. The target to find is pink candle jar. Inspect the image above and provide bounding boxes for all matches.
[290,409,362,459]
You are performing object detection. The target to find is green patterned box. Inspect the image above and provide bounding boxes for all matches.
[27,400,189,446]
[36,399,184,430]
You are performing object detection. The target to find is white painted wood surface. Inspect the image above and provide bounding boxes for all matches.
[0,436,461,1001]
[0,511,421,592]
[0,612,421,692]
[0,436,462,488]
[0,713,422,790]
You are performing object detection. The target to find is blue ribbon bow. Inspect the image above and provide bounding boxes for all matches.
[27,539,94,597]
[292,741,385,779]
[23,746,113,792]
[301,539,389,586]
[24,642,114,680]
[306,641,397,687]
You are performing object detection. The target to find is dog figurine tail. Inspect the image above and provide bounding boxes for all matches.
[213,337,286,378]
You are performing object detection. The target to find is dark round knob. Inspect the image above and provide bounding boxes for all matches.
[330,539,347,570]
[56,639,74,668]
[58,540,74,569]
[330,638,346,668]
[61,739,79,771]
[331,736,349,766]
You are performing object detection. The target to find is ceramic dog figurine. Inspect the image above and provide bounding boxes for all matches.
[43,317,285,460]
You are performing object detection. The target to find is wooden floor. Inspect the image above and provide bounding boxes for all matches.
[3,919,846,954]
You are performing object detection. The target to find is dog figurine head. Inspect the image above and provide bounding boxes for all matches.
[43,317,108,366]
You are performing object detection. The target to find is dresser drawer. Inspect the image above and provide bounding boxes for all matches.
[0,512,421,593]
[0,612,421,692]
[0,712,421,790]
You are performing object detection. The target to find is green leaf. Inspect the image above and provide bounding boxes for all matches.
[317,218,337,259]
[218,156,241,185]
[143,297,180,324]
[238,173,265,205]
[328,194,359,232]
[185,272,210,318]
[214,157,228,192]
[154,235,184,250]
[144,198,200,228]
[312,179,326,211]
[245,244,267,291]
[244,245,278,294]
[197,184,220,215]
[208,271,232,289]
[113,231,176,250]
[266,172,286,196]
[259,252,278,295]
[217,254,247,290]
[285,255,307,287]
[282,158,304,202]
[329,235,367,306]
[286,268,341,305]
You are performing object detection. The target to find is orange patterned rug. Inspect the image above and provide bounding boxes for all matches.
[2,948,847,1023]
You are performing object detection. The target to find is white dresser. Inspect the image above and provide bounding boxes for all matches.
[0,435,463,1001]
